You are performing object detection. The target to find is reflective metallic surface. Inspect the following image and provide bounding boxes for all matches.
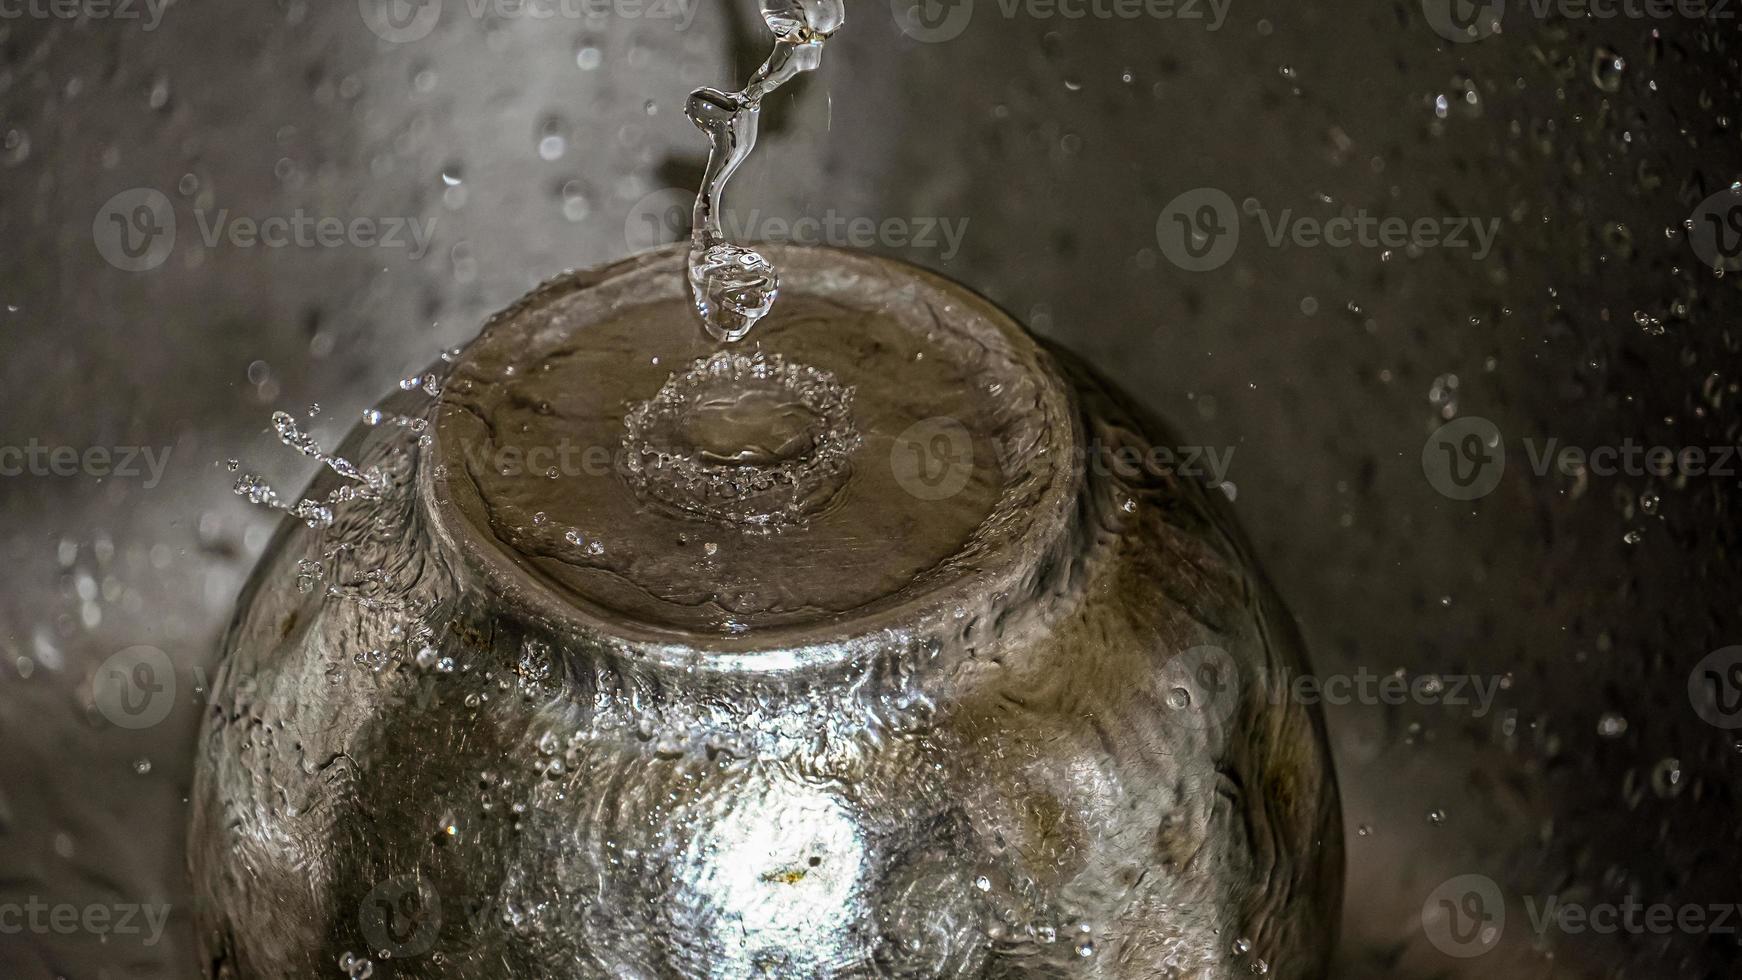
[189,246,1341,977]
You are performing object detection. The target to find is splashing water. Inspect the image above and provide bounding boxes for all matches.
[684,0,844,342]
[620,350,859,527]
[230,356,456,528]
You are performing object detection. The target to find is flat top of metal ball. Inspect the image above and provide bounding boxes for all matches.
[430,245,1075,647]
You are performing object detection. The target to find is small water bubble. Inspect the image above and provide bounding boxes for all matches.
[2,128,29,166]
[338,951,374,979]
[1597,712,1629,738]
[1651,758,1684,798]
[536,117,568,161]
[132,758,152,775]
[1591,46,1627,93]
[1634,310,1665,335]
[1639,489,1660,515]
[559,180,590,222]
[148,72,171,109]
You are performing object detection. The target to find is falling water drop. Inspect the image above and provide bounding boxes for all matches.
[683,0,844,342]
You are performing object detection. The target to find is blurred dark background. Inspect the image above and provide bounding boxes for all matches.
[2,0,1741,976]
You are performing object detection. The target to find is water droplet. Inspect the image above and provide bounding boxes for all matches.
[1591,46,1626,93]
[1651,758,1683,798]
